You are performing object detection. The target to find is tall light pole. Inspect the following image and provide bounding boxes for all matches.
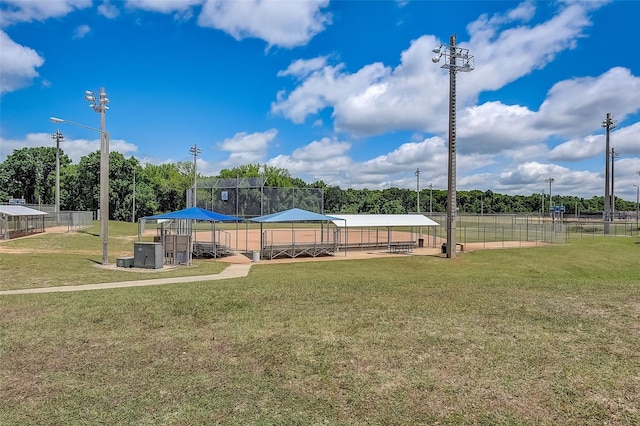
[602,113,616,231]
[541,189,545,219]
[51,88,110,265]
[415,168,420,213]
[545,177,554,221]
[433,34,474,258]
[633,183,639,231]
[190,144,201,207]
[429,183,433,215]
[132,164,136,223]
[610,148,620,221]
[50,129,64,216]
[87,88,110,265]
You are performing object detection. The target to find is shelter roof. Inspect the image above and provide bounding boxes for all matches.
[0,205,47,216]
[329,214,438,228]
[145,207,241,222]
[250,208,342,223]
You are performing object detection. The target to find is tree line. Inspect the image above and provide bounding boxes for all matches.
[0,147,635,220]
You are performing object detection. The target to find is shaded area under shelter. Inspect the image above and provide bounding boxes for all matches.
[250,208,344,260]
[329,214,440,252]
[141,207,242,265]
[0,205,46,240]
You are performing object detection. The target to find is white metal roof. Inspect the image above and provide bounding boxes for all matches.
[0,205,47,216]
[329,214,438,228]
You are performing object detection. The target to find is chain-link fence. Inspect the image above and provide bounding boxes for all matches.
[425,213,640,246]
[189,177,324,218]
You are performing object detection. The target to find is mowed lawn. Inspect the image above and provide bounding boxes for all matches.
[1,229,639,424]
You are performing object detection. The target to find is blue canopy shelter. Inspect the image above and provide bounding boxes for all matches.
[142,207,243,262]
[249,208,345,259]
[145,206,242,222]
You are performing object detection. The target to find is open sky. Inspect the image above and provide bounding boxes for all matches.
[1,0,639,201]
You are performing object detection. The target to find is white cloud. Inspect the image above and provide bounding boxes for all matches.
[267,138,352,184]
[0,0,90,26]
[288,137,350,161]
[0,31,44,94]
[198,0,331,48]
[465,2,592,94]
[272,2,605,137]
[497,161,601,196]
[458,102,543,155]
[548,135,602,161]
[0,133,136,163]
[277,56,329,79]
[125,0,201,14]
[98,1,119,19]
[216,129,277,168]
[535,67,640,138]
[72,24,91,39]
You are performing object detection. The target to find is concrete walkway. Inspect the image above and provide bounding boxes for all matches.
[0,263,252,295]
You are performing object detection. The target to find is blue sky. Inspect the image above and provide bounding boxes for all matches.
[1,0,639,201]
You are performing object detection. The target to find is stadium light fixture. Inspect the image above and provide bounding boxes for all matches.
[610,148,621,221]
[602,113,617,232]
[50,87,110,265]
[545,177,554,220]
[50,129,64,217]
[634,183,639,230]
[415,168,420,213]
[432,34,474,259]
[190,144,202,207]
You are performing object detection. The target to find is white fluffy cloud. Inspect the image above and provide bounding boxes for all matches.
[0,31,44,94]
[0,0,90,26]
[72,24,91,39]
[217,129,277,169]
[271,2,608,137]
[0,132,136,163]
[535,67,640,138]
[198,0,331,48]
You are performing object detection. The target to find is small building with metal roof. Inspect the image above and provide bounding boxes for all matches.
[0,205,47,240]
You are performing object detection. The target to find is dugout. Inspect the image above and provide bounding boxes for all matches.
[0,205,46,240]
[329,214,440,251]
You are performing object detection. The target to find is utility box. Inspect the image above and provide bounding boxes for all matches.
[116,256,134,268]
[134,242,163,269]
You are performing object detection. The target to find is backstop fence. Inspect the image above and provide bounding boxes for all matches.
[188,177,324,218]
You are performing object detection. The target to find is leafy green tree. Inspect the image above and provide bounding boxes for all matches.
[0,147,70,204]
[143,162,190,213]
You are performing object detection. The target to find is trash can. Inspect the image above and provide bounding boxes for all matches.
[252,250,261,262]
[418,238,424,248]
[441,243,447,253]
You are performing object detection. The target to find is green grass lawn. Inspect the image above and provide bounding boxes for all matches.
[1,230,639,424]
[0,222,227,290]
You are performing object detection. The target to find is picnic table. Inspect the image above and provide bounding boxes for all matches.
[388,241,416,254]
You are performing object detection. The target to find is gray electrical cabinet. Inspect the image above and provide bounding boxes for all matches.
[133,242,163,269]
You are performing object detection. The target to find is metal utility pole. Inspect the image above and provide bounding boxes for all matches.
[50,129,64,216]
[415,168,420,213]
[610,148,620,221]
[432,34,474,258]
[602,113,616,232]
[190,144,202,207]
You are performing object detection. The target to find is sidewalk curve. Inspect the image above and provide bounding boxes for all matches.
[0,263,252,296]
